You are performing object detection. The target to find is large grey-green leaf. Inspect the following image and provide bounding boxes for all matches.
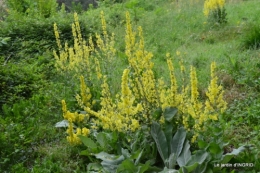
[164,107,178,122]
[164,122,174,151]
[159,167,179,173]
[187,150,208,166]
[55,120,69,128]
[121,148,131,159]
[151,122,169,163]
[94,151,125,165]
[168,153,176,169]
[177,140,191,167]
[171,127,186,158]
[221,145,246,163]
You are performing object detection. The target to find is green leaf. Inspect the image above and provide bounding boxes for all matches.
[55,120,69,128]
[187,150,208,166]
[198,140,208,149]
[87,162,103,171]
[171,127,186,158]
[180,167,188,173]
[152,108,163,120]
[137,164,149,173]
[151,122,169,163]
[192,161,208,173]
[177,140,191,167]
[78,135,98,152]
[168,153,176,169]
[164,107,178,122]
[134,149,143,165]
[97,132,108,149]
[94,151,124,165]
[164,122,174,150]
[208,142,222,155]
[101,161,119,172]
[159,167,179,173]
[221,145,246,163]
[121,148,131,159]
[117,159,137,172]
[181,162,199,173]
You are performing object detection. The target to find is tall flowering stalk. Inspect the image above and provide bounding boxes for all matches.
[204,0,227,24]
[204,62,227,120]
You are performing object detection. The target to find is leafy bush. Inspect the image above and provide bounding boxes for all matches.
[6,0,57,18]
[0,12,91,60]
[0,59,44,110]
[241,22,260,49]
[57,0,98,13]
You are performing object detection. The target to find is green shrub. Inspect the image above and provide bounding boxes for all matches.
[6,0,58,18]
[0,59,44,110]
[241,22,260,49]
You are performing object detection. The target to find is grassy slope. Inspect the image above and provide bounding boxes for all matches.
[34,0,260,171]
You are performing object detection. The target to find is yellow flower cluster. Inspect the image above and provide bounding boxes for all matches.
[83,72,142,133]
[58,11,227,145]
[53,11,116,81]
[204,0,225,17]
[61,99,90,145]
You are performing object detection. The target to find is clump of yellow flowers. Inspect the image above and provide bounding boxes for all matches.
[54,11,227,145]
[203,0,227,24]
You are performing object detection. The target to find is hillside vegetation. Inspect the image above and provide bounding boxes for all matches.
[0,0,260,172]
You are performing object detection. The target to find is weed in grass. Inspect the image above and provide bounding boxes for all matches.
[241,22,260,49]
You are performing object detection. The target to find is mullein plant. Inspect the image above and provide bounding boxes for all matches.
[204,0,227,24]
[55,11,227,145]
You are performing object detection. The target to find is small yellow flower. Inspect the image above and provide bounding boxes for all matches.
[82,127,90,136]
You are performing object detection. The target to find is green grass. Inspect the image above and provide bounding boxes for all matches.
[1,0,260,172]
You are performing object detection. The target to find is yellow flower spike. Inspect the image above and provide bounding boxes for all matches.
[53,23,62,50]
[61,100,67,117]
[167,58,178,106]
[79,75,92,108]
[100,11,108,39]
[204,62,227,121]
[190,66,199,104]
